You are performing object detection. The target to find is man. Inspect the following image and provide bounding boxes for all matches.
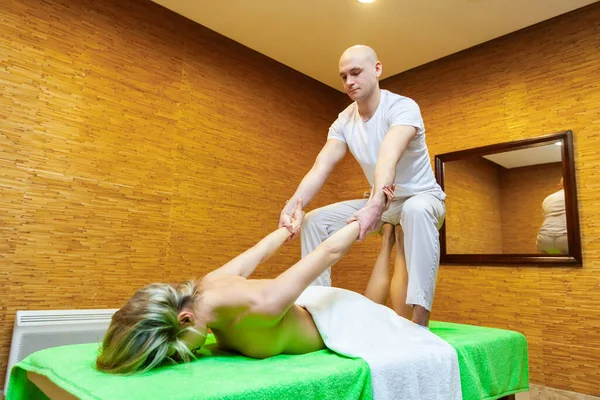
[278,45,446,327]
[536,177,568,254]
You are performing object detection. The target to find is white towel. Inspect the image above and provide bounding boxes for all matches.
[295,286,462,400]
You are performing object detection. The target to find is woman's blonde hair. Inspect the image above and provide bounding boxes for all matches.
[96,281,203,374]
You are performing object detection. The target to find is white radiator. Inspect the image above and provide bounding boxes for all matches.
[3,308,118,395]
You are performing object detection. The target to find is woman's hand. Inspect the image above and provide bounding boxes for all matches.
[289,198,305,239]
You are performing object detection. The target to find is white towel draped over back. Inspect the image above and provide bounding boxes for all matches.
[295,286,462,400]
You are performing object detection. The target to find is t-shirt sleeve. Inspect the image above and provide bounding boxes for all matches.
[327,116,346,143]
[388,98,425,135]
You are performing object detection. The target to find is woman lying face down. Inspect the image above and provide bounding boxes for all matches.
[96,199,354,373]
[97,189,399,374]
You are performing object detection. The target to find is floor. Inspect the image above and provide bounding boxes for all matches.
[517,384,600,400]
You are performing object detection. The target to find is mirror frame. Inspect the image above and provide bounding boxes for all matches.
[434,130,582,266]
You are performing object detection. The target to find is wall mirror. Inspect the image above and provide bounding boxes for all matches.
[435,130,581,265]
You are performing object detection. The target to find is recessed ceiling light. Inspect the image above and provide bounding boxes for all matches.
[357,0,377,3]
[554,141,562,146]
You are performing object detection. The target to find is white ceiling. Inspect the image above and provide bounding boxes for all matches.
[483,143,563,169]
[151,0,597,91]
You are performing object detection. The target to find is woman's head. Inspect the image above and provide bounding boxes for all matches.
[96,281,207,374]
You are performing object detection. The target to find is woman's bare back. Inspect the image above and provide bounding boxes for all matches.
[198,275,325,358]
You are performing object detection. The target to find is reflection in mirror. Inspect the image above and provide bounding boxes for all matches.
[435,130,581,266]
[444,143,564,255]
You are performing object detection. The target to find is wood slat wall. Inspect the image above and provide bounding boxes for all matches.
[0,0,346,388]
[2,0,600,395]
[337,3,600,395]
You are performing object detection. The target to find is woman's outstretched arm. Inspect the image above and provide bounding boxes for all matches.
[204,201,304,279]
[259,221,361,316]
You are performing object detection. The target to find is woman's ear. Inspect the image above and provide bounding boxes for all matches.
[178,310,195,326]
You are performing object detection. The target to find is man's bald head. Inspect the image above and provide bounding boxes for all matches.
[338,45,382,102]
[339,45,379,67]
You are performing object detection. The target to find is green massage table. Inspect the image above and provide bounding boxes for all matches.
[6,321,529,400]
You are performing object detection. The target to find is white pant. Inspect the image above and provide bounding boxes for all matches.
[301,193,446,311]
[536,233,568,254]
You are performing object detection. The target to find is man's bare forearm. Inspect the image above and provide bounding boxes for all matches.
[370,126,416,206]
[283,167,329,213]
[371,158,398,205]
[282,139,346,215]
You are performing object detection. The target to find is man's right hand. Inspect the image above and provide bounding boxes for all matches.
[279,198,305,240]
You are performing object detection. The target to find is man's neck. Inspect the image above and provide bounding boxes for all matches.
[357,88,381,122]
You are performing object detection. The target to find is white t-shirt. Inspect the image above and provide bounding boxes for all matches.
[327,89,444,199]
[539,189,567,236]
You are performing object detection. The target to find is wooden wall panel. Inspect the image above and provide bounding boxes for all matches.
[3,0,600,395]
[444,157,503,254]
[165,20,344,281]
[0,0,344,388]
[500,162,563,253]
[335,3,600,395]
[0,0,45,370]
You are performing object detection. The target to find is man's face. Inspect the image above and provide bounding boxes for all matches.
[338,52,380,101]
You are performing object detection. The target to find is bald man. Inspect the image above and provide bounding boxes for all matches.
[536,177,568,254]
[278,45,445,327]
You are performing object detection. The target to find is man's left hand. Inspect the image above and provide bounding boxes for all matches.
[348,185,395,241]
